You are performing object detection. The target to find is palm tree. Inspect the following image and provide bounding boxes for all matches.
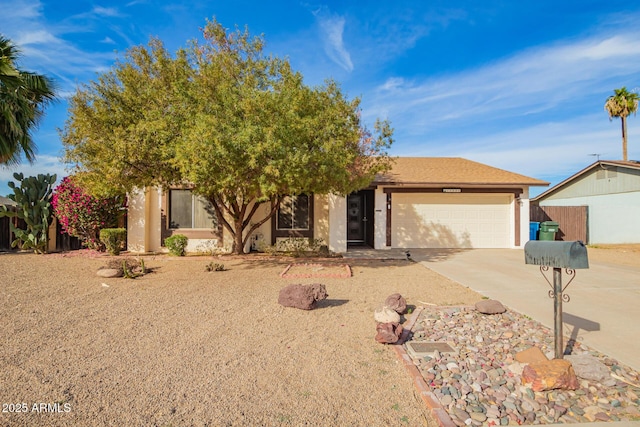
[0,35,56,165]
[604,87,639,161]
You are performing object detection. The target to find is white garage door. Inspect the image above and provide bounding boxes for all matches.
[392,193,512,248]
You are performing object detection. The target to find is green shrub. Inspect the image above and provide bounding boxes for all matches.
[272,237,325,256]
[100,228,126,255]
[165,234,188,256]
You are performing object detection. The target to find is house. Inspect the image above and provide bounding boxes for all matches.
[126,157,548,253]
[532,160,640,244]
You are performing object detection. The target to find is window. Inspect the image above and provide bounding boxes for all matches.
[169,190,217,229]
[277,194,310,230]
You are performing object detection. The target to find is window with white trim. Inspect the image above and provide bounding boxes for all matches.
[169,189,217,229]
[277,194,310,230]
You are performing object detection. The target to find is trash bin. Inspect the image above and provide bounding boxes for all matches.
[539,221,559,241]
[529,222,540,240]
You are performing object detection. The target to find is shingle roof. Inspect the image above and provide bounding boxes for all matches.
[0,195,17,206]
[532,160,640,201]
[374,157,549,187]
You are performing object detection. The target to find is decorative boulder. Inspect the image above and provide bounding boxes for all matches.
[564,354,612,383]
[475,299,507,314]
[515,346,549,364]
[375,322,403,344]
[97,268,123,278]
[521,359,579,392]
[278,283,328,310]
[384,293,407,314]
[374,306,401,324]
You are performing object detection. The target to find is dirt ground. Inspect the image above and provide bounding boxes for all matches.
[0,251,483,427]
[0,246,637,427]
[583,243,640,267]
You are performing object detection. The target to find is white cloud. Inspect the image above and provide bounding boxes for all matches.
[0,0,42,19]
[0,155,68,195]
[363,25,640,139]
[93,6,122,17]
[313,8,354,72]
[0,3,121,94]
[15,30,60,46]
[379,77,405,91]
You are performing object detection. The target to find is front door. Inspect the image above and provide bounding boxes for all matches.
[347,190,374,246]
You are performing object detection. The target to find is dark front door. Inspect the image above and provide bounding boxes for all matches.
[347,190,374,247]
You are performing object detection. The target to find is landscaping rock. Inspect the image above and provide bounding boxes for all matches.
[374,306,401,323]
[475,299,506,314]
[384,293,407,314]
[375,322,403,344]
[278,283,328,310]
[97,268,122,278]
[565,354,611,382]
[522,359,579,392]
[515,346,548,364]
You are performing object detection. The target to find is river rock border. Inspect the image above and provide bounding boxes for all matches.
[394,305,640,426]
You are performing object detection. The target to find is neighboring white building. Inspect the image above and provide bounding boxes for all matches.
[532,160,640,244]
[127,157,548,254]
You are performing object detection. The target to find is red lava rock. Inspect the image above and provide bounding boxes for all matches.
[384,293,407,314]
[278,283,328,310]
[375,322,403,344]
[521,359,579,392]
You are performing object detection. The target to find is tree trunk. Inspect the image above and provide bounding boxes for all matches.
[209,196,281,255]
[622,115,628,161]
[232,217,245,254]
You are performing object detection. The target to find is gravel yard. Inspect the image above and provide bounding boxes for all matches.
[0,252,481,426]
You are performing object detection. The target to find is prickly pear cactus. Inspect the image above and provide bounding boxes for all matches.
[0,172,57,253]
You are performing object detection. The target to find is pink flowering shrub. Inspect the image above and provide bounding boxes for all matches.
[52,176,124,250]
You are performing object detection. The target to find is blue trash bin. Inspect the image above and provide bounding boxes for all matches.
[529,222,540,240]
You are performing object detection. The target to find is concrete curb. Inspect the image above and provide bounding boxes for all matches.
[392,306,457,427]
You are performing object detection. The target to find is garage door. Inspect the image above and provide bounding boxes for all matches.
[392,193,512,248]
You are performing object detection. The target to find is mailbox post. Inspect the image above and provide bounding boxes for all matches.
[524,241,589,359]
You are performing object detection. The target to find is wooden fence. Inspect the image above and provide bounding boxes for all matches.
[1,215,81,252]
[530,205,588,243]
[0,216,11,250]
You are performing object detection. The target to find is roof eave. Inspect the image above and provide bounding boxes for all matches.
[373,181,549,187]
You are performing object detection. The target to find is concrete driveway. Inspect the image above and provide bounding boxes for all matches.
[411,248,640,372]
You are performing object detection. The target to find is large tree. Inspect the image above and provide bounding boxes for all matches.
[0,36,56,165]
[605,86,639,161]
[62,19,393,254]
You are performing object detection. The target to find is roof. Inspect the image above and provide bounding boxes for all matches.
[373,157,549,187]
[532,160,640,201]
[0,195,17,206]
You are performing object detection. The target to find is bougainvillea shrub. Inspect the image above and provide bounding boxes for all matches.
[52,176,124,250]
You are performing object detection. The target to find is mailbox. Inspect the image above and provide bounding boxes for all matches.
[524,240,589,269]
[524,240,589,359]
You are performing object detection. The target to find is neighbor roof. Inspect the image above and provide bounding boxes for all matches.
[532,160,640,201]
[374,157,549,187]
[0,195,17,206]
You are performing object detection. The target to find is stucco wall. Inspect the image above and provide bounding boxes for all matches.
[314,194,329,246]
[540,192,640,244]
[147,187,163,252]
[374,187,388,249]
[127,188,147,253]
[328,194,346,253]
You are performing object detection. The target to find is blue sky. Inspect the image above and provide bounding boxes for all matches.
[2,1,640,197]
